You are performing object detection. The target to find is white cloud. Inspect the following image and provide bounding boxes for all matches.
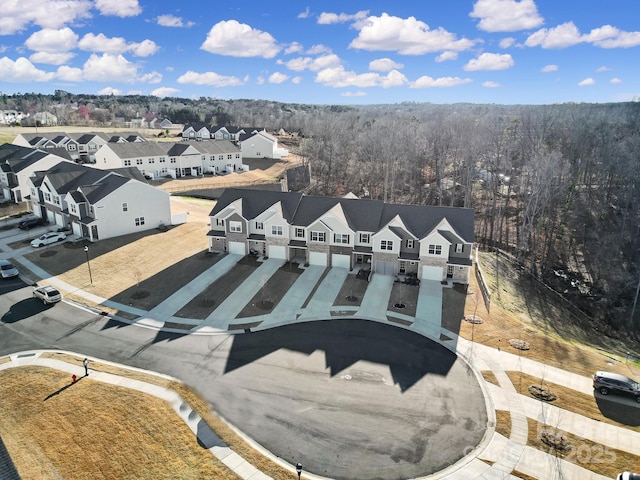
[94,0,141,17]
[411,76,473,88]
[157,14,194,28]
[464,52,514,71]
[578,77,595,86]
[151,87,180,97]
[317,10,369,25]
[596,66,611,72]
[285,42,304,54]
[177,70,246,87]
[369,58,404,72]
[0,56,55,82]
[349,13,476,55]
[342,91,367,97]
[25,27,78,54]
[55,65,82,81]
[78,33,158,57]
[500,37,516,48]
[98,86,121,95]
[283,54,342,72]
[610,77,622,84]
[269,72,289,84]
[315,66,407,88]
[470,0,543,32]
[0,0,92,35]
[29,51,75,65]
[483,81,501,87]
[256,76,265,85]
[541,64,558,72]
[307,44,332,55]
[297,7,311,19]
[201,20,280,58]
[82,53,138,82]
[435,51,458,62]
[292,76,303,84]
[526,22,640,49]
[138,71,162,83]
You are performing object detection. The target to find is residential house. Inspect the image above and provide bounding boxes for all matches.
[27,161,171,241]
[0,144,73,203]
[12,131,147,163]
[207,189,474,284]
[96,139,244,179]
[0,110,24,125]
[181,123,211,141]
[239,130,289,159]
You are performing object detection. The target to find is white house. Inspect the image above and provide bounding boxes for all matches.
[240,131,289,159]
[27,161,172,241]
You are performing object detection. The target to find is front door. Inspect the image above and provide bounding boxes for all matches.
[91,224,99,240]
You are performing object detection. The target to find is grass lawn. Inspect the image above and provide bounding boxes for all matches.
[0,366,235,480]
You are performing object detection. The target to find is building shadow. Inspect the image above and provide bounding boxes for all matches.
[0,436,21,480]
[224,319,456,392]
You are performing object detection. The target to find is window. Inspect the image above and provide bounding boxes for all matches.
[135,217,145,226]
[271,225,283,236]
[53,195,60,206]
[122,202,128,212]
[170,157,176,163]
[428,244,442,255]
[334,233,350,244]
[216,218,225,227]
[219,155,224,161]
[44,192,51,202]
[124,159,131,166]
[70,204,77,214]
[359,233,370,244]
[255,222,263,230]
[136,159,143,165]
[229,221,242,233]
[159,157,166,163]
[236,153,240,159]
[89,144,96,151]
[148,158,154,164]
[455,244,464,253]
[380,240,393,251]
[311,231,326,242]
[406,239,415,249]
[227,154,232,160]
[68,144,76,151]
[295,228,305,238]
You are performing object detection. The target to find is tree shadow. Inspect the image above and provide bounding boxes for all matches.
[44,376,84,401]
[224,319,456,392]
[1,298,54,324]
[594,393,640,426]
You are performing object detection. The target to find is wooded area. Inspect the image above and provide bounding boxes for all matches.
[2,92,639,336]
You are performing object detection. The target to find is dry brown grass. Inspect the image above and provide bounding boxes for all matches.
[525,417,636,478]
[495,409,512,438]
[506,371,640,433]
[0,366,236,480]
[481,370,500,386]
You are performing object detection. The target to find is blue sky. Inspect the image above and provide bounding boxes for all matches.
[0,0,638,105]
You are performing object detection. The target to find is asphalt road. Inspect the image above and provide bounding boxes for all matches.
[1,282,489,480]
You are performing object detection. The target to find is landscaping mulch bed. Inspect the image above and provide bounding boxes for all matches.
[387,281,419,317]
[174,259,259,319]
[235,262,304,319]
[333,273,368,307]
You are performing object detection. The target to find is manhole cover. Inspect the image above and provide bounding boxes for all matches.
[343,374,352,380]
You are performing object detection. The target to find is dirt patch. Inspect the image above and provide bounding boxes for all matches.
[334,274,368,307]
[174,258,258,319]
[236,261,304,319]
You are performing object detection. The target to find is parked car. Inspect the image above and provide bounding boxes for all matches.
[30,232,66,248]
[0,259,19,278]
[592,371,640,403]
[32,285,62,304]
[18,217,46,230]
[617,473,640,480]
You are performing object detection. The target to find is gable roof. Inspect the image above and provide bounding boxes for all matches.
[210,188,303,222]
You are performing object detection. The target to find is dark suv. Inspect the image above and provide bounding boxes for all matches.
[593,371,640,403]
[17,217,46,230]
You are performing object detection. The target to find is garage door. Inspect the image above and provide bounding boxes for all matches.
[422,266,443,281]
[269,245,286,259]
[309,251,327,266]
[375,261,395,275]
[229,241,246,255]
[332,254,350,269]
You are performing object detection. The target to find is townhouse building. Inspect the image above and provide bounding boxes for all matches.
[208,189,474,284]
[27,161,171,241]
